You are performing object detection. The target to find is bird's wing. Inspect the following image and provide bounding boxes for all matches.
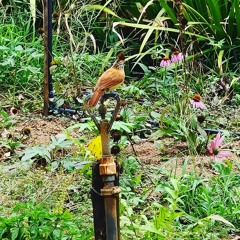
[95,68,125,91]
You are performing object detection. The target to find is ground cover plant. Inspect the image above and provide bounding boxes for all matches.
[0,0,240,239]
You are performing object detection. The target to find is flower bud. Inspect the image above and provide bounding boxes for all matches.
[110,130,122,142]
[22,127,31,136]
[197,115,205,124]
[111,145,120,155]
[116,114,123,121]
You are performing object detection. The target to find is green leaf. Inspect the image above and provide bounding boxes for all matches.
[112,121,134,133]
[207,215,235,228]
[170,178,179,191]
[0,46,9,50]
[197,126,207,138]
[182,3,214,34]
[113,22,208,40]
[165,187,177,199]
[10,227,19,240]
[29,0,36,24]
[83,4,120,18]
[150,111,161,119]
[140,224,165,237]
[67,122,94,132]
[50,161,60,171]
[15,45,23,52]
[149,129,166,140]
[139,8,169,53]
[217,50,224,75]
[0,57,15,67]
[207,0,224,38]
[234,0,240,39]
[40,148,51,161]
[158,0,177,24]
[228,1,235,40]
[137,63,151,74]
[21,147,39,161]
[21,146,51,162]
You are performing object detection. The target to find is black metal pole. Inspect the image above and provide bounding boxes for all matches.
[92,161,106,240]
[48,0,55,109]
[43,0,49,116]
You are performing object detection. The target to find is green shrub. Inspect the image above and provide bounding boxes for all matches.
[0,203,93,240]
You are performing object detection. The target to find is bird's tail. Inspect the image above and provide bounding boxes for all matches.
[88,89,104,107]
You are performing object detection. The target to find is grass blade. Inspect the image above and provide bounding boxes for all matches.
[83,4,120,18]
[206,0,225,39]
[158,0,177,24]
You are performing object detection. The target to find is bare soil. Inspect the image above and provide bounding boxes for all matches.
[6,112,240,178]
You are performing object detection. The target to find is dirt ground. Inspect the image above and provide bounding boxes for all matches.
[5,111,240,178]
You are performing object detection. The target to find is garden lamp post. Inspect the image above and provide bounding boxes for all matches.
[84,93,122,240]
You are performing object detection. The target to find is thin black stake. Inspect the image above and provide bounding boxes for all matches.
[48,0,54,109]
[43,0,53,116]
[43,0,49,116]
[43,0,80,115]
[43,1,83,116]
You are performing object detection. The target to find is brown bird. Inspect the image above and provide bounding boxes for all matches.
[88,52,125,107]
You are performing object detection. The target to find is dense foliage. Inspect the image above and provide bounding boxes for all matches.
[0,0,240,239]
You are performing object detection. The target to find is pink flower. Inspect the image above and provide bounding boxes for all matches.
[207,132,231,162]
[190,94,205,110]
[190,100,205,110]
[171,51,184,63]
[160,56,171,68]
